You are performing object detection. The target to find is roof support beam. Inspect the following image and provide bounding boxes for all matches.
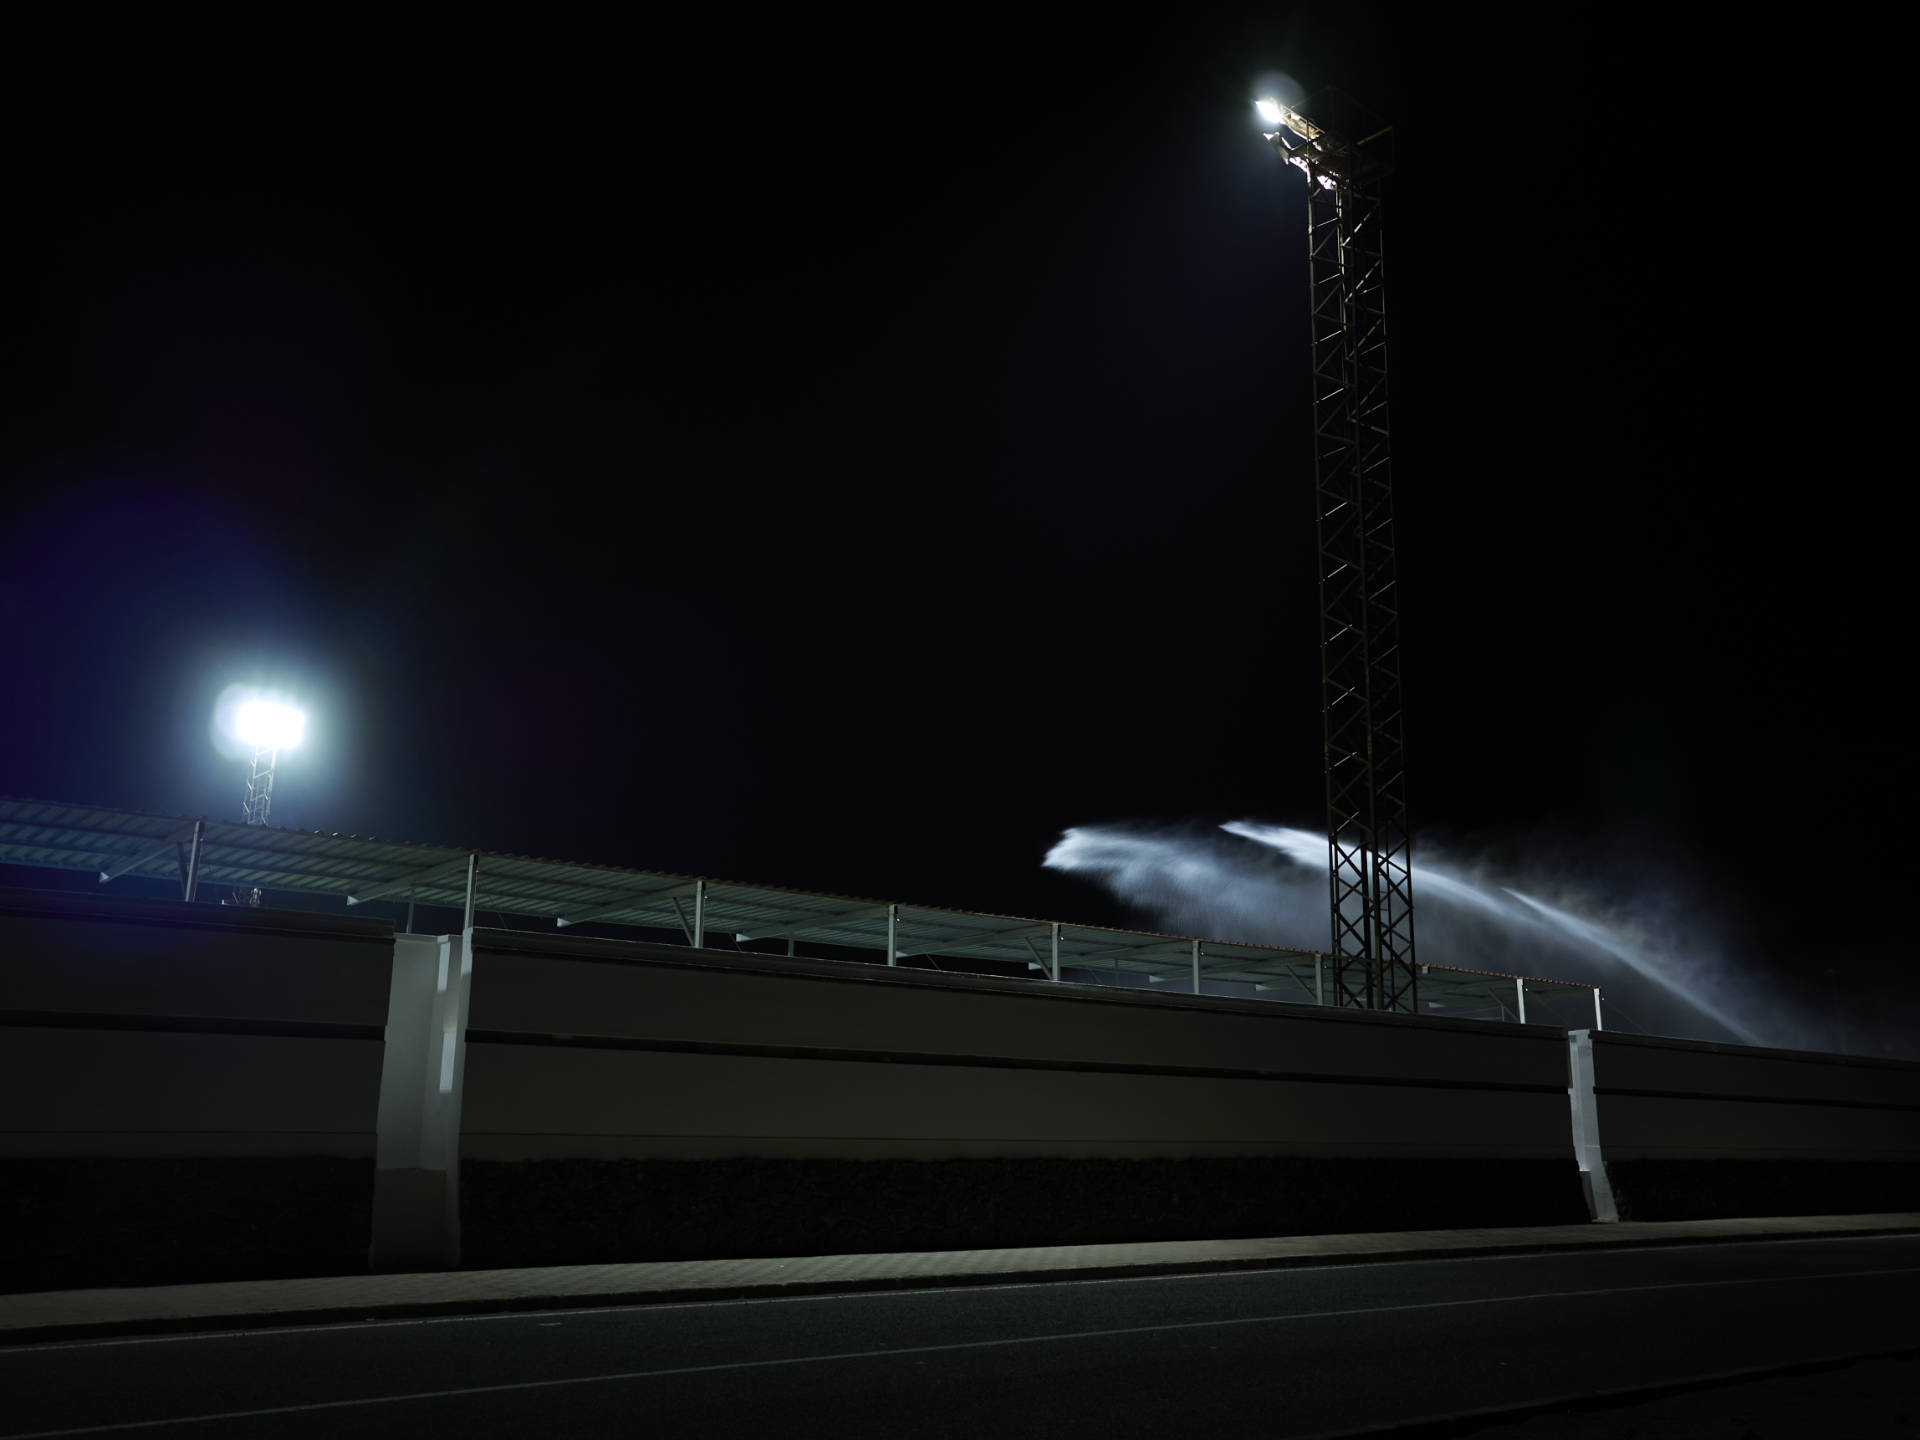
[1022,925,1065,979]
[663,882,709,948]
[557,879,706,928]
[99,825,197,883]
[1255,964,1322,1002]
[348,856,475,907]
[1068,936,1197,969]
[896,920,1056,960]
[735,904,893,946]
[1150,940,1208,992]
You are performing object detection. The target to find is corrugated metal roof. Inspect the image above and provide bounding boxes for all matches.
[0,796,1598,1018]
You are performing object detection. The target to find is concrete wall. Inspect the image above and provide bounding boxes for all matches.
[3,892,1914,1287]
[460,929,1577,1160]
[453,928,1591,1265]
[1587,1031,1920,1219]
[0,888,392,1290]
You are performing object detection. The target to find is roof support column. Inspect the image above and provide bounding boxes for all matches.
[1314,953,1324,1006]
[461,853,478,935]
[1515,977,1528,1025]
[101,825,197,886]
[405,887,416,936]
[693,879,707,950]
[1192,939,1202,995]
[886,904,899,966]
[1593,986,1604,1031]
[1050,922,1061,981]
[182,819,203,902]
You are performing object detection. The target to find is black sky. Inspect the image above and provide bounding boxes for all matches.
[2,9,1908,1028]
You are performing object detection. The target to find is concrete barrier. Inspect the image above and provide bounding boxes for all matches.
[368,933,471,1271]
[1581,1030,1920,1220]
[0,889,391,1291]
[446,927,1590,1267]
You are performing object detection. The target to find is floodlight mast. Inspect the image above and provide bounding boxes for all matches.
[242,747,277,827]
[1259,96,1417,1014]
[228,699,303,906]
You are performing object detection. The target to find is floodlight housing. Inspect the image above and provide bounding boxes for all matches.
[236,700,306,750]
[1262,100,1385,190]
[1255,98,1285,125]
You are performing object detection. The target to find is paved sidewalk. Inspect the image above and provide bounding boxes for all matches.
[3,1212,1916,1347]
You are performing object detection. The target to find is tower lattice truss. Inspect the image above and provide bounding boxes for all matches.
[1303,144,1417,1013]
[243,747,275,827]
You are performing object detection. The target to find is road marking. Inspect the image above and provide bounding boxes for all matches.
[12,1231,1917,1354]
[4,1264,1918,1437]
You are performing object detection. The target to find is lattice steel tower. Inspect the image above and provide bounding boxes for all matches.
[242,747,278,828]
[1261,94,1417,1013]
[228,746,277,906]
[228,698,304,907]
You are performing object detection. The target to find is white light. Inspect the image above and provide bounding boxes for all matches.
[235,700,306,750]
[1255,98,1285,125]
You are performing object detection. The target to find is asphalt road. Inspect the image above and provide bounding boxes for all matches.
[4,1234,1917,1439]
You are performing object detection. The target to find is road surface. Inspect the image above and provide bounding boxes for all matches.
[4,1233,1916,1438]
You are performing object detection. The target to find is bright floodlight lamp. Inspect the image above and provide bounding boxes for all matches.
[207,685,308,906]
[234,696,304,905]
[1261,97,1388,191]
[235,700,306,751]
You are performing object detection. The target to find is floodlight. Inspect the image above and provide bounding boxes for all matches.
[1255,98,1285,126]
[235,700,306,750]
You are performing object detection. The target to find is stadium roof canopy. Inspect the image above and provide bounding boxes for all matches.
[0,797,1601,1025]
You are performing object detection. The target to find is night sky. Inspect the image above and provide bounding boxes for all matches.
[2,12,1907,1041]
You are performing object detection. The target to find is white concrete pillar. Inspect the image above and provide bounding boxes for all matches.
[1593,986,1605,1031]
[886,904,898,966]
[1515,977,1527,1024]
[1050,922,1061,982]
[369,930,474,1269]
[1565,1029,1618,1223]
[1191,939,1202,995]
[693,879,706,950]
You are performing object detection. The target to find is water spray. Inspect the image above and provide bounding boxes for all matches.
[1046,819,1778,1048]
